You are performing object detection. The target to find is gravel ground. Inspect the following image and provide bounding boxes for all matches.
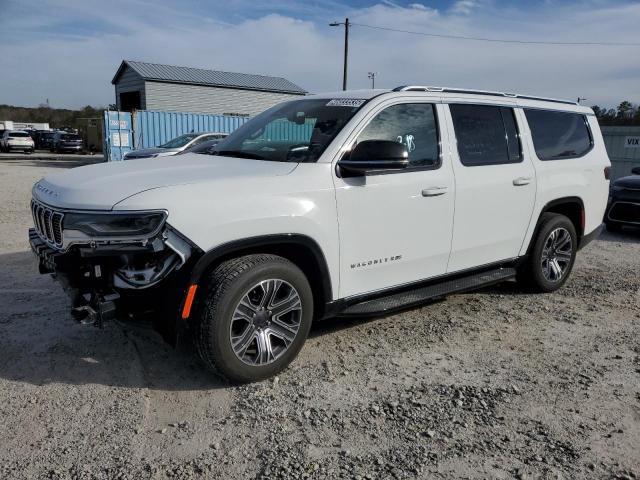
[0,157,639,480]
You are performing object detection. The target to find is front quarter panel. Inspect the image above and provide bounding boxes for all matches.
[113,162,341,300]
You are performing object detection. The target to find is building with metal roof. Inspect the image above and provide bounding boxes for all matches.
[111,60,306,116]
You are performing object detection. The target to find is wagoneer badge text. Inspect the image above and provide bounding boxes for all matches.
[351,255,402,269]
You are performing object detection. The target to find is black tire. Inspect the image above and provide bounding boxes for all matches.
[605,221,623,233]
[196,254,313,383]
[518,213,577,293]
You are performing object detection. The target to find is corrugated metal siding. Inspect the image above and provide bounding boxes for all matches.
[602,126,640,180]
[133,110,248,148]
[264,119,314,142]
[114,65,146,109]
[144,81,301,116]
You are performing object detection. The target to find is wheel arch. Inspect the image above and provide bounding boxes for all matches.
[526,197,585,254]
[185,234,333,321]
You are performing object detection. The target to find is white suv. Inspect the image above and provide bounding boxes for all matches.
[2,130,35,153]
[29,86,610,382]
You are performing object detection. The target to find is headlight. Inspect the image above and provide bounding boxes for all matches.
[63,211,167,237]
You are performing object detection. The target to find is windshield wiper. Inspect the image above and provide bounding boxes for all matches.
[213,150,269,160]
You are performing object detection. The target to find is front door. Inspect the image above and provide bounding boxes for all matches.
[334,102,455,298]
[444,103,536,272]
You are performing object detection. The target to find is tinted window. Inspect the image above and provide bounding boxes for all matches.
[524,109,592,160]
[356,103,439,169]
[61,134,81,140]
[9,132,30,138]
[450,104,522,166]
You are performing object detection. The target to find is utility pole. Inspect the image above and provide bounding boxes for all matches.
[368,72,378,89]
[330,18,350,90]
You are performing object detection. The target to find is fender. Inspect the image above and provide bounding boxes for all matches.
[181,234,333,320]
[525,196,585,255]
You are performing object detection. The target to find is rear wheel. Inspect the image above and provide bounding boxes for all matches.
[196,254,313,383]
[518,213,577,293]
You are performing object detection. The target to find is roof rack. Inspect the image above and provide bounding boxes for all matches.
[392,85,577,106]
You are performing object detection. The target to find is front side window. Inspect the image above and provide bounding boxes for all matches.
[450,104,522,166]
[524,109,592,160]
[356,103,439,169]
[211,98,364,162]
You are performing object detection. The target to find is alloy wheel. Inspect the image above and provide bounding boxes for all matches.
[229,279,302,366]
[540,227,573,283]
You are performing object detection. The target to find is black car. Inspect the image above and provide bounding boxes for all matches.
[51,132,84,153]
[605,167,640,232]
[33,131,56,150]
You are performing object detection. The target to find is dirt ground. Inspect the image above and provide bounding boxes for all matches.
[0,157,638,480]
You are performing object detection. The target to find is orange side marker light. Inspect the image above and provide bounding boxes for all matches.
[181,284,198,320]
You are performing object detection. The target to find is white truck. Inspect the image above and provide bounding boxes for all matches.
[29,86,610,382]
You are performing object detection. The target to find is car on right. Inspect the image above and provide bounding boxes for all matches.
[605,166,640,232]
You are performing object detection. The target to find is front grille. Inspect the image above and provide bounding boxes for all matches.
[608,201,640,224]
[31,199,64,249]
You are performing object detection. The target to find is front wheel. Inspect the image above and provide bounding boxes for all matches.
[196,254,313,383]
[518,213,577,293]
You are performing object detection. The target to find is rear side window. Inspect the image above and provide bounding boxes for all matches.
[450,104,521,166]
[524,109,592,160]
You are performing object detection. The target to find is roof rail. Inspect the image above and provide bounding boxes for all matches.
[392,85,577,106]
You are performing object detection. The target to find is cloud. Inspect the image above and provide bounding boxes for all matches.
[450,0,480,15]
[0,0,638,109]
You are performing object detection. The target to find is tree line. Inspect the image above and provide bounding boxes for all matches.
[591,101,640,126]
[0,104,111,130]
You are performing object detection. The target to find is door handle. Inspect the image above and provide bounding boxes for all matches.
[512,177,532,186]
[422,186,448,197]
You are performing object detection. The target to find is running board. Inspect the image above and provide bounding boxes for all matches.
[340,267,517,316]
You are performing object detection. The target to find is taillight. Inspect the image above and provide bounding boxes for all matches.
[604,166,611,180]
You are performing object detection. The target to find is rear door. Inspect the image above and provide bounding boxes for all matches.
[444,102,536,272]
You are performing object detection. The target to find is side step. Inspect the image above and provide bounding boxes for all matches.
[340,267,517,316]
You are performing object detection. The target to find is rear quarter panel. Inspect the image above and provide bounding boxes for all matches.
[518,107,610,256]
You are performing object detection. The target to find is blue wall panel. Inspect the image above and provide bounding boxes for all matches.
[133,110,249,149]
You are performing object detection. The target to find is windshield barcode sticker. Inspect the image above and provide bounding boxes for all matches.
[326,98,366,107]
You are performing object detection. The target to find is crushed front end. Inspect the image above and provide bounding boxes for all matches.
[28,198,200,341]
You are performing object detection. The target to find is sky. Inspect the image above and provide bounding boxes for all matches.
[0,0,638,110]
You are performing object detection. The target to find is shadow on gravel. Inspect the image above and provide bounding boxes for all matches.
[0,156,103,169]
[0,250,227,391]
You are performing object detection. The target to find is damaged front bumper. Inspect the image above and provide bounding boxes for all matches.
[29,224,199,333]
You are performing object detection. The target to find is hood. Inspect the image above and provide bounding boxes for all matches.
[33,154,298,210]
[613,174,640,189]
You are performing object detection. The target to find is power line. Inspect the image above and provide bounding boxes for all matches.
[349,22,640,47]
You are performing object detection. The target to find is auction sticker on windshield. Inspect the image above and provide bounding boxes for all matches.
[326,99,367,107]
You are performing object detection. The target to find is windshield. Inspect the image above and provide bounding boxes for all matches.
[210,98,365,162]
[61,134,81,140]
[159,134,199,149]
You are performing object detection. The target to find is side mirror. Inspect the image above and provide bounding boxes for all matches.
[631,166,640,175]
[338,140,409,176]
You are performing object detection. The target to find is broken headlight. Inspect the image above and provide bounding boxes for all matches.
[63,211,167,238]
